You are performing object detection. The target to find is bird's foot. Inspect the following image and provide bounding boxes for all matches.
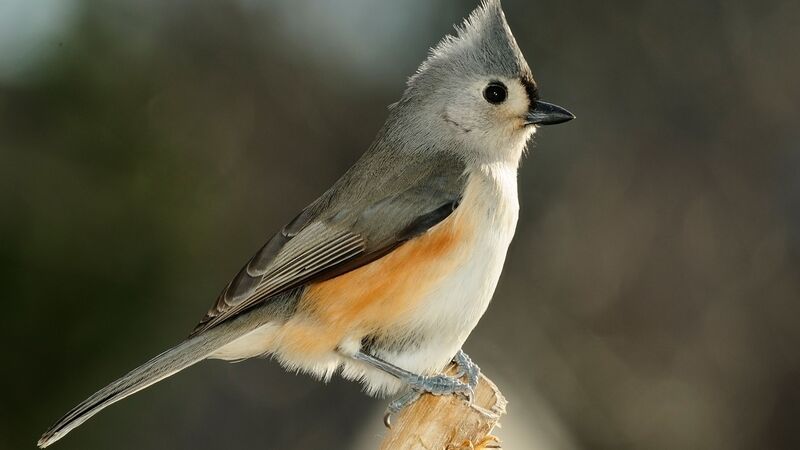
[453,349,481,390]
[383,373,474,428]
[405,372,475,399]
[349,350,476,428]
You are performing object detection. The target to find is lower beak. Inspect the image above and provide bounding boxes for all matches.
[525,100,575,126]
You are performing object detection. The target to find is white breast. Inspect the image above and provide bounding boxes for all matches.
[419,161,520,345]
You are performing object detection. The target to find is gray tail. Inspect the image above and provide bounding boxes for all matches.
[37,323,245,448]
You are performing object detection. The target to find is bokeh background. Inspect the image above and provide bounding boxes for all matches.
[2,0,799,449]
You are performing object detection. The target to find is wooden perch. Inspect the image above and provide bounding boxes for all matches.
[379,365,507,450]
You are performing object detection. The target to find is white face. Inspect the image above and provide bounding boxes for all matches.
[441,76,536,163]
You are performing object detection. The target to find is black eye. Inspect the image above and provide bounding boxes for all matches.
[483,82,507,104]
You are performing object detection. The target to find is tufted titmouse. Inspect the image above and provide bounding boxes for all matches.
[38,0,573,446]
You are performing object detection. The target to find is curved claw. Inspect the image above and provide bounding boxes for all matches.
[383,389,422,428]
[464,385,476,405]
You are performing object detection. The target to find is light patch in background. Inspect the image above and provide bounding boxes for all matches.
[239,0,440,85]
[0,0,80,85]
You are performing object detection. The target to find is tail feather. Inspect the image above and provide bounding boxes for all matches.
[37,322,246,448]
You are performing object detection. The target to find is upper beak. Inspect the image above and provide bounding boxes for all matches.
[525,100,575,126]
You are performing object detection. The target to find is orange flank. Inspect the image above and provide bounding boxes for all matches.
[279,209,473,357]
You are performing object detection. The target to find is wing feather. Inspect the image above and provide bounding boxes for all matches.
[191,149,468,336]
[192,225,366,335]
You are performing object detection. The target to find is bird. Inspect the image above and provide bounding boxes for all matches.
[37,0,573,447]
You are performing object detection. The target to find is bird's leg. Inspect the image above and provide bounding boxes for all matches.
[351,350,474,427]
[351,351,474,398]
[452,349,480,390]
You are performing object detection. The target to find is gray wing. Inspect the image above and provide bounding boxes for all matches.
[191,150,467,336]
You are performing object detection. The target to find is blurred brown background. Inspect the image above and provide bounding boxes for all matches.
[1,0,799,449]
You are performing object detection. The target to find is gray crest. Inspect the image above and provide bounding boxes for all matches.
[405,0,534,97]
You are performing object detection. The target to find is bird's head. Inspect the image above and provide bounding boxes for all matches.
[392,0,574,165]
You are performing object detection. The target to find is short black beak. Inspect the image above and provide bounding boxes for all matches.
[525,100,575,126]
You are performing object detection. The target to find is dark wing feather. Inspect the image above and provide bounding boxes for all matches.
[191,150,467,336]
